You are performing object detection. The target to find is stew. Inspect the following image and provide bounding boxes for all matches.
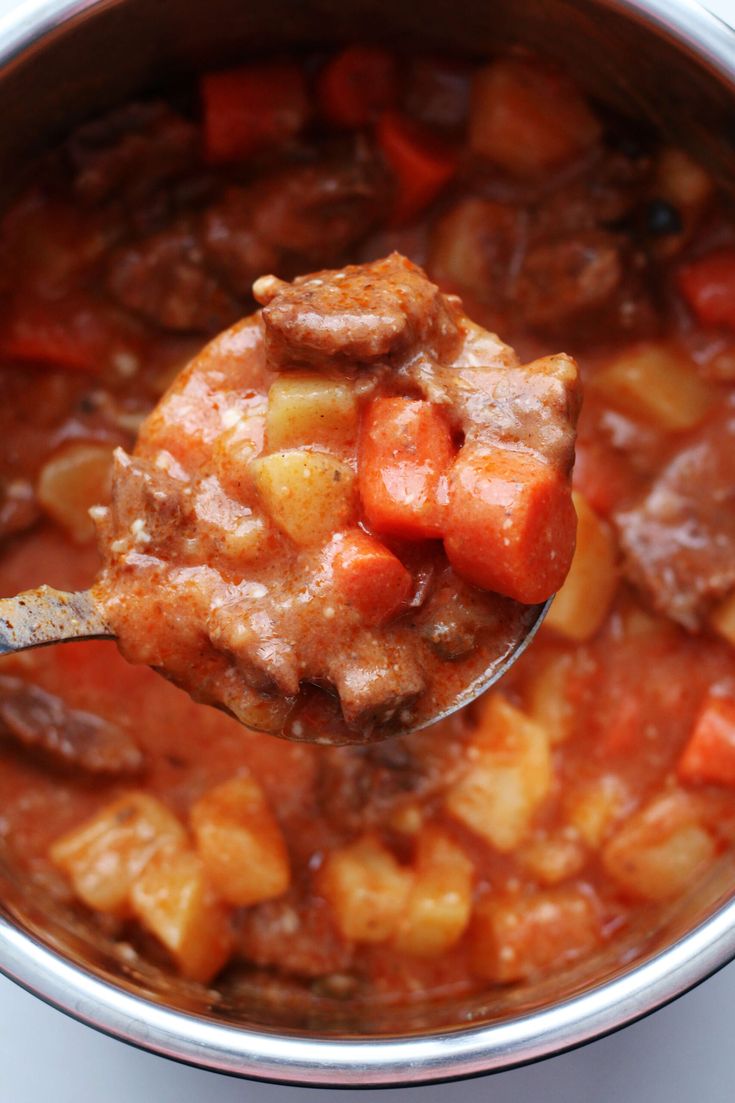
[92,252,579,741]
[0,48,734,1006]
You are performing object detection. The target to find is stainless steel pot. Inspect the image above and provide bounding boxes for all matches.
[1,0,735,1086]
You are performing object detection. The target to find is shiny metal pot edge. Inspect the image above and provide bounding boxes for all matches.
[1,0,735,1086]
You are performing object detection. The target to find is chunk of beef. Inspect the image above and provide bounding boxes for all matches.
[98,450,186,554]
[416,571,505,659]
[514,232,623,330]
[616,405,735,629]
[106,219,241,333]
[316,732,450,834]
[254,253,460,366]
[67,102,199,205]
[325,630,426,733]
[447,339,582,473]
[203,144,388,294]
[0,674,142,775]
[235,891,354,978]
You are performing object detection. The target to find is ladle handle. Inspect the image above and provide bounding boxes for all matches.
[0,587,112,655]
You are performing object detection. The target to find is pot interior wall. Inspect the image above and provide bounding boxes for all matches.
[1,0,735,1040]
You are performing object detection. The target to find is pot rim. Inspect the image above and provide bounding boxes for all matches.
[1,0,735,1087]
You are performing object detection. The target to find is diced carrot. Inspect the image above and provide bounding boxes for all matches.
[328,529,412,625]
[201,64,309,164]
[359,396,455,539]
[376,110,459,224]
[318,46,398,128]
[572,437,638,518]
[678,696,735,787]
[0,295,137,375]
[443,446,577,604]
[678,249,735,330]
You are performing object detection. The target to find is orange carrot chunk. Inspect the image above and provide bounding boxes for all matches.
[318,46,398,128]
[678,696,735,787]
[0,295,134,375]
[329,529,412,626]
[678,248,735,331]
[359,397,455,539]
[201,64,309,164]
[376,110,459,224]
[443,446,577,604]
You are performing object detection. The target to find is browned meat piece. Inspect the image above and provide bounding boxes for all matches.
[202,146,388,296]
[99,450,185,553]
[0,675,142,775]
[105,219,241,333]
[616,406,735,629]
[514,232,623,330]
[67,102,199,205]
[316,729,454,834]
[254,253,460,366]
[446,346,582,474]
[235,891,353,978]
[416,571,506,660]
[201,187,280,296]
[326,632,426,732]
[403,57,473,132]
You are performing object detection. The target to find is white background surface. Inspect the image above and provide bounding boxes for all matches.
[3,0,735,1099]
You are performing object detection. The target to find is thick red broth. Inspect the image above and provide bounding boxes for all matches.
[0,48,734,1003]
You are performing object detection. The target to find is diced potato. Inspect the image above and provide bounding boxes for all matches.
[470,888,600,983]
[655,148,712,213]
[191,775,290,907]
[518,832,586,885]
[318,833,412,943]
[429,198,516,299]
[265,376,358,453]
[469,59,600,177]
[389,803,423,836]
[251,449,356,546]
[37,441,116,543]
[602,791,716,900]
[445,695,552,852]
[191,476,269,563]
[393,828,474,957]
[130,846,233,983]
[544,492,618,642]
[49,793,187,915]
[565,775,630,848]
[710,591,735,648]
[524,647,577,744]
[591,342,716,431]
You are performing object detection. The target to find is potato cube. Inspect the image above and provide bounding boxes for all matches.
[191,775,290,907]
[602,791,715,900]
[518,832,586,885]
[49,793,187,915]
[469,59,600,177]
[655,148,712,212]
[524,647,577,744]
[251,449,356,546]
[470,888,600,983]
[445,695,552,852]
[565,775,630,848]
[710,591,735,648]
[591,342,715,431]
[130,846,233,983]
[393,828,474,957]
[38,441,116,543]
[265,376,358,453]
[318,833,412,943]
[543,492,619,642]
